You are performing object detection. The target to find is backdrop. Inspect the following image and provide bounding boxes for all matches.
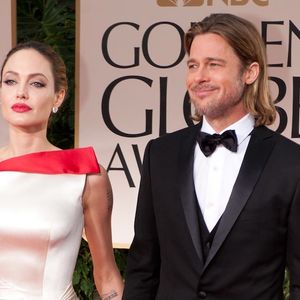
[0,0,15,146]
[77,0,300,247]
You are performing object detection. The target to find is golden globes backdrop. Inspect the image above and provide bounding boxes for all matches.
[77,0,300,247]
[0,0,15,146]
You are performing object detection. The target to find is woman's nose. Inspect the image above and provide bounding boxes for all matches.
[16,85,28,100]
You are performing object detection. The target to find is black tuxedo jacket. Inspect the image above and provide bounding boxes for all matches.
[123,125,300,300]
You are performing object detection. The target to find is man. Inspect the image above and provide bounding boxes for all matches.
[123,13,300,299]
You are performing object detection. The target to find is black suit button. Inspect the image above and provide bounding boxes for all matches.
[198,291,207,298]
[206,242,210,249]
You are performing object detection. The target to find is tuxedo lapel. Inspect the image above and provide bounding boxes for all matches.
[202,126,276,273]
[179,124,204,265]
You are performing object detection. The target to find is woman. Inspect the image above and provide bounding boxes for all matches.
[0,41,123,300]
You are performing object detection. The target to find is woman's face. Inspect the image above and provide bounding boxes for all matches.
[0,48,64,132]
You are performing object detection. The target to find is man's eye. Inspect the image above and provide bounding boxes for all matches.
[209,62,221,67]
[188,64,197,69]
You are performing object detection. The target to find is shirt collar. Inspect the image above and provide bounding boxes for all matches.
[201,114,255,145]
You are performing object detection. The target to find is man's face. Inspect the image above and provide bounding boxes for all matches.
[186,33,248,125]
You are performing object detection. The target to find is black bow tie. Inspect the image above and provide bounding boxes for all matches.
[197,130,238,157]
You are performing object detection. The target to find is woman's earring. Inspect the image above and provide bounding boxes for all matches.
[52,107,58,113]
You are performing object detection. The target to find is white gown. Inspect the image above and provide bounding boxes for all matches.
[0,147,100,300]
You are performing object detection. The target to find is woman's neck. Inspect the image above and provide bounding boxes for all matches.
[0,127,58,160]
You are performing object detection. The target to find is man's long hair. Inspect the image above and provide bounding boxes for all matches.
[185,13,276,126]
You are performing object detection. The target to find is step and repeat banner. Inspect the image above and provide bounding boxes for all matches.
[77,0,300,247]
[0,0,15,146]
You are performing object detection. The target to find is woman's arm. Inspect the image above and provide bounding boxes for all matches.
[83,165,124,300]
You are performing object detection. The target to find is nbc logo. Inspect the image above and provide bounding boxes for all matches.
[157,0,203,6]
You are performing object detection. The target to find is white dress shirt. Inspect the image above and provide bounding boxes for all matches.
[193,114,255,232]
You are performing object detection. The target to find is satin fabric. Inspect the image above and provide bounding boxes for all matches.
[0,147,100,299]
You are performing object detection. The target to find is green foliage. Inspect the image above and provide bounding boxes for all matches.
[114,248,129,278]
[73,241,128,299]
[73,240,95,299]
[284,270,290,299]
[17,0,75,149]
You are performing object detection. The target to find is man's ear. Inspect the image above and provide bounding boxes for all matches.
[244,62,260,85]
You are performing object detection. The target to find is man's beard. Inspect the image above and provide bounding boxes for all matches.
[191,79,246,120]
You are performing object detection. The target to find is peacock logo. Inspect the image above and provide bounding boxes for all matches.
[157,0,269,6]
[157,0,203,6]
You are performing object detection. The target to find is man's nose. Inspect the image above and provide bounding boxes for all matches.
[193,66,209,83]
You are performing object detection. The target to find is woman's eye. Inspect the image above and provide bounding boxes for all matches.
[3,79,16,86]
[31,81,46,88]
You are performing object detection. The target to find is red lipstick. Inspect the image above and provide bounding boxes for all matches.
[11,103,32,113]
